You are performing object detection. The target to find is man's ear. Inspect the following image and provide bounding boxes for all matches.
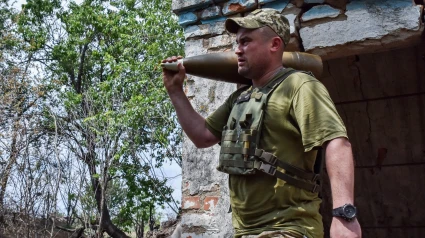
[270,36,284,52]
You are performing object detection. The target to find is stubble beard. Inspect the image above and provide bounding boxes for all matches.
[238,67,248,77]
[238,63,264,80]
[237,64,253,79]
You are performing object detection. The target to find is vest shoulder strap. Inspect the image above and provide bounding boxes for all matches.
[262,68,297,94]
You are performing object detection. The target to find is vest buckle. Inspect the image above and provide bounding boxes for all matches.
[255,149,277,165]
[257,162,276,176]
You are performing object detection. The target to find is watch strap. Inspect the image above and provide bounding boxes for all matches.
[332,207,341,217]
[332,204,357,221]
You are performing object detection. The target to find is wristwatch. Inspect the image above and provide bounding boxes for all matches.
[332,204,357,221]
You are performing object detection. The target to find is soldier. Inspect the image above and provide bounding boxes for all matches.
[162,8,361,238]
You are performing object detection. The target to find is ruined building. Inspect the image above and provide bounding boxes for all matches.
[171,0,425,237]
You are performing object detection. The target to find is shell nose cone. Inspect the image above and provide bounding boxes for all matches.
[161,59,184,72]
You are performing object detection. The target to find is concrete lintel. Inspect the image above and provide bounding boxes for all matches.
[300,1,423,60]
[309,28,424,61]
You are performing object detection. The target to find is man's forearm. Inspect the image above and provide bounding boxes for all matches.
[325,137,355,208]
[168,89,219,148]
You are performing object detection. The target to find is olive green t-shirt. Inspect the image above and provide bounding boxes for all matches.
[205,70,348,238]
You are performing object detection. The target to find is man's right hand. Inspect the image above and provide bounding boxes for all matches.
[162,56,186,94]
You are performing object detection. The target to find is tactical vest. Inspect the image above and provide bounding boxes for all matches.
[217,69,321,193]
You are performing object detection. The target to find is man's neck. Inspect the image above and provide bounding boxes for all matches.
[252,65,284,88]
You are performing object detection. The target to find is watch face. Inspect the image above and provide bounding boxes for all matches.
[343,205,357,218]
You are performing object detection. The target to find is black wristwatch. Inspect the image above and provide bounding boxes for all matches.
[332,204,357,222]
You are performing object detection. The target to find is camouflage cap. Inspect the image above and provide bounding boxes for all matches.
[225,8,290,45]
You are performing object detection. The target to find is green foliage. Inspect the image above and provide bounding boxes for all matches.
[15,0,184,234]
[0,0,12,50]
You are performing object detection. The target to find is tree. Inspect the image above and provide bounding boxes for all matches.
[0,0,48,229]
[11,0,184,237]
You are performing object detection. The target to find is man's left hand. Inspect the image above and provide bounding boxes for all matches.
[330,217,362,238]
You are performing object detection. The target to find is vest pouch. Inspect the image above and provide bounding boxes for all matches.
[217,129,257,175]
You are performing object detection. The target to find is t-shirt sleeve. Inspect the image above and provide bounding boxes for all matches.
[205,101,231,139]
[292,80,348,152]
[205,87,247,139]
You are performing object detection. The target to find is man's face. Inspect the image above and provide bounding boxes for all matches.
[235,27,270,80]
